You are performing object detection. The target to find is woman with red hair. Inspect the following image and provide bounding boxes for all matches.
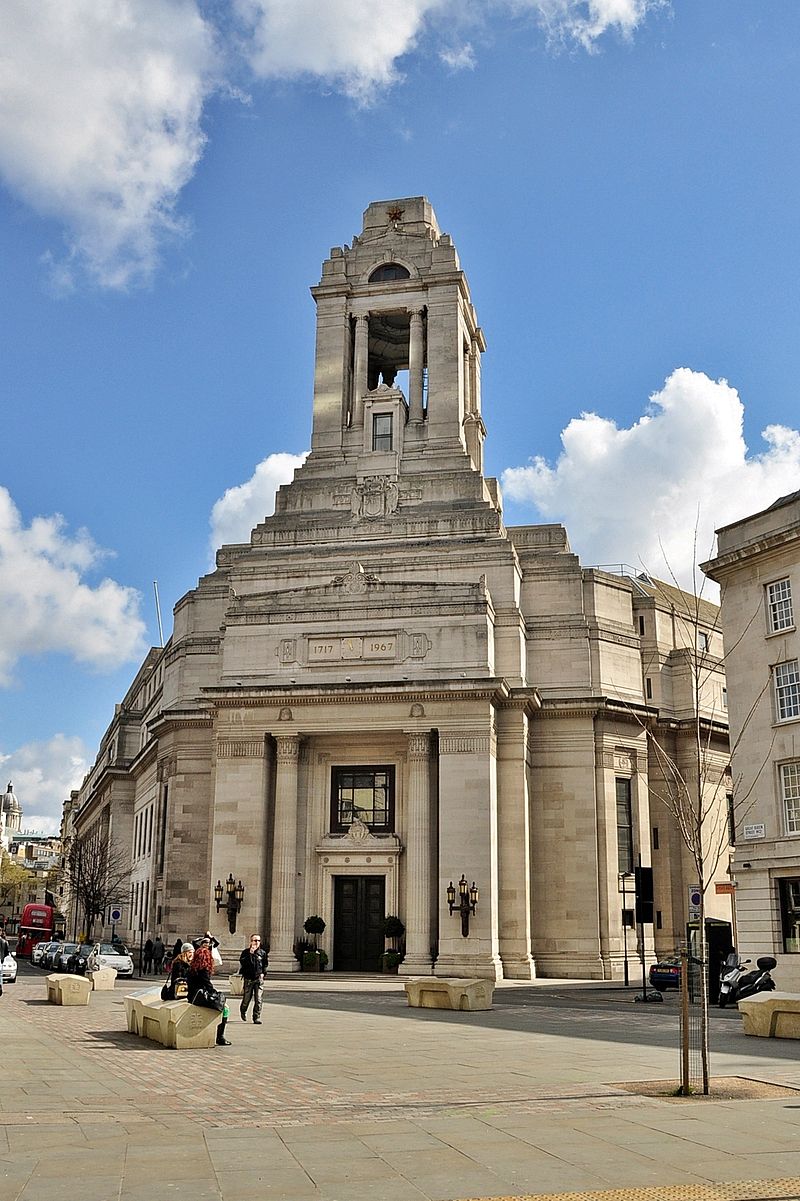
[186,945,231,1046]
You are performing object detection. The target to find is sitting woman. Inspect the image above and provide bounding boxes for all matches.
[161,942,194,1000]
[185,945,231,1046]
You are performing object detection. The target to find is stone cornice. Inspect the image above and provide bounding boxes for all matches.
[703,523,800,578]
[204,678,511,708]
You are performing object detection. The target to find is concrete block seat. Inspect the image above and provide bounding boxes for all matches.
[404,977,494,1011]
[125,989,221,1048]
[45,973,92,1006]
[124,987,163,1034]
[228,974,244,997]
[738,991,800,1039]
[87,966,117,991]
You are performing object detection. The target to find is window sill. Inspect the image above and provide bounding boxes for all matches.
[766,626,796,639]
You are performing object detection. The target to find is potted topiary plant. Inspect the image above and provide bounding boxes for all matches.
[301,915,326,971]
[381,915,405,973]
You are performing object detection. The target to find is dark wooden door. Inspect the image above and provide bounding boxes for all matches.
[333,876,385,971]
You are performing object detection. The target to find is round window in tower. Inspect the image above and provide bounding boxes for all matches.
[369,263,410,283]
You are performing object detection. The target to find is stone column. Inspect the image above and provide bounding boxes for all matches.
[408,308,425,422]
[352,314,369,427]
[400,731,432,973]
[268,734,301,972]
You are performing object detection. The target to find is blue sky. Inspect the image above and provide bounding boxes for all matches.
[2,1,799,830]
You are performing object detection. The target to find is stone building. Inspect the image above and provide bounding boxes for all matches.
[67,197,732,977]
[704,492,800,989]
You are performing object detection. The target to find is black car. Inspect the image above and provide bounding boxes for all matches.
[648,956,681,991]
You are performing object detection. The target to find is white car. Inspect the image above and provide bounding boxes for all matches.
[1,953,17,984]
[94,943,134,977]
[31,940,55,967]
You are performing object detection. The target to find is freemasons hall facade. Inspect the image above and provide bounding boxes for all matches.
[66,198,732,977]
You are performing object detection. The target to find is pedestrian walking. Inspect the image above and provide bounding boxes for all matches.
[153,935,164,973]
[186,945,231,1046]
[0,929,9,998]
[143,938,154,974]
[239,934,268,1024]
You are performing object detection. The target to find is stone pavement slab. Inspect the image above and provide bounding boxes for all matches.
[2,970,800,1201]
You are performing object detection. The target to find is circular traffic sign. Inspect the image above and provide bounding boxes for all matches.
[110,907,122,923]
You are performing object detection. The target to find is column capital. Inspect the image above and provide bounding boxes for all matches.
[275,734,301,762]
[406,731,432,760]
[354,312,370,325]
[408,306,425,322]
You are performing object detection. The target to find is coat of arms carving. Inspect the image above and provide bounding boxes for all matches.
[351,476,399,520]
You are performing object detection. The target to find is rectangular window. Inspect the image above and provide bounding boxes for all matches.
[656,910,663,930]
[645,677,653,700]
[727,792,736,845]
[638,615,645,636]
[698,631,709,652]
[775,659,800,721]
[372,413,393,452]
[615,777,633,874]
[767,578,794,633]
[652,826,659,851]
[331,766,395,832]
[782,763,800,835]
[779,877,800,953]
[722,687,728,710]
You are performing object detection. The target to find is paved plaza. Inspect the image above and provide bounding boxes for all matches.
[3,965,800,1201]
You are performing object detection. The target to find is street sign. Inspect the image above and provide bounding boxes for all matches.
[688,885,701,920]
[110,907,122,923]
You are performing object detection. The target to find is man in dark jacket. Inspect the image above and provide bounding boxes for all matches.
[238,934,268,1024]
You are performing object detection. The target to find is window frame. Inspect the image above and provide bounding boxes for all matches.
[330,765,396,834]
[372,412,393,452]
[767,577,794,635]
[774,658,800,722]
[781,762,800,835]
[615,776,634,875]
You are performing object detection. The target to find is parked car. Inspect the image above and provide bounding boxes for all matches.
[1,952,17,984]
[32,940,56,967]
[649,956,681,991]
[54,943,80,973]
[43,941,67,971]
[94,943,134,977]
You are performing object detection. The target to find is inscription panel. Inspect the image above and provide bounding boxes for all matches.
[308,634,397,662]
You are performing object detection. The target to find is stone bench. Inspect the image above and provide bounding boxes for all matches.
[45,973,92,1006]
[404,977,494,1011]
[228,974,244,997]
[738,991,800,1039]
[124,989,221,1049]
[87,966,117,991]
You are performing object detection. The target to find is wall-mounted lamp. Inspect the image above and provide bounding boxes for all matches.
[214,873,245,934]
[447,874,479,937]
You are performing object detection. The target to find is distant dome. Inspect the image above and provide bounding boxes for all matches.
[2,782,21,813]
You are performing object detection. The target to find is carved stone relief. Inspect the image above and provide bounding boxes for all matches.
[350,476,399,520]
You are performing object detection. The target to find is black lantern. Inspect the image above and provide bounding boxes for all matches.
[447,874,478,937]
[215,873,245,934]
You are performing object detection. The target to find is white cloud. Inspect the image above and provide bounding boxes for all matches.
[234,0,446,101]
[209,452,308,554]
[440,44,477,71]
[501,368,800,587]
[0,0,219,289]
[0,735,89,835]
[0,487,147,684]
[0,0,663,287]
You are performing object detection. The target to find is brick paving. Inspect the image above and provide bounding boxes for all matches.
[3,967,800,1201]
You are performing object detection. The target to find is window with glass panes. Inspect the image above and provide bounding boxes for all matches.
[372,413,393,452]
[616,777,633,873]
[331,766,394,832]
[767,578,794,633]
[782,763,800,834]
[775,659,800,721]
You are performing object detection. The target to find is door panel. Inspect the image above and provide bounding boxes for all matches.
[333,876,385,971]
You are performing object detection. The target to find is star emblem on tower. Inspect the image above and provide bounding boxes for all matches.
[387,205,404,222]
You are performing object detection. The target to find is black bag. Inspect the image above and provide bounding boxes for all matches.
[161,974,189,1002]
[192,983,224,1012]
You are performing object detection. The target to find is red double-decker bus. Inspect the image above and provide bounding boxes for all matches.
[15,903,55,957]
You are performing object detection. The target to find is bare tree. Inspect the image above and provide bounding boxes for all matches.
[62,829,133,941]
[634,533,773,1094]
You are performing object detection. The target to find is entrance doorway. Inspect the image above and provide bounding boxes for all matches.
[333,875,385,971]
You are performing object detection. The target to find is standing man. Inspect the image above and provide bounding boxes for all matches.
[152,934,165,974]
[239,934,268,1025]
[0,928,9,997]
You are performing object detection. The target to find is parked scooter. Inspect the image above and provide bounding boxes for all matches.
[718,952,777,1007]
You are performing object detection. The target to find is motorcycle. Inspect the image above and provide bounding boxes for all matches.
[718,951,777,1007]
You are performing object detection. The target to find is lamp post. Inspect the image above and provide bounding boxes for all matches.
[215,874,245,935]
[447,875,479,937]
